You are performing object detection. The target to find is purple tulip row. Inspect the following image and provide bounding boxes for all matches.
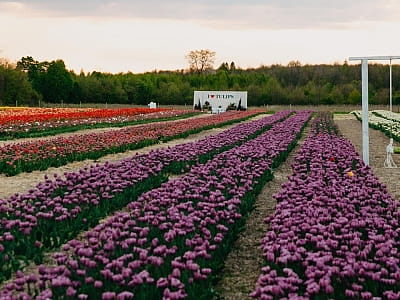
[251,113,400,300]
[0,110,292,283]
[0,111,312,299]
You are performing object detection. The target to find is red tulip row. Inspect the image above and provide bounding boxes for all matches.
[0,111,263,176]
[0,108,198,140]
[0,107,169,125]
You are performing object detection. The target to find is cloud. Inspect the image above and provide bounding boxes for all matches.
[1,0,400,29]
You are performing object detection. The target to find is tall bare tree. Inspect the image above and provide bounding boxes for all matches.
[186,49,216,74]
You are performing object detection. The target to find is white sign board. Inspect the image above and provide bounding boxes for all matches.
[193,91,247,112]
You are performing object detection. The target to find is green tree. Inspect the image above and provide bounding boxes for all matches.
[217,62,229,72]
[230,61,236,72]
[348,89,361,104]
[264,77,283,105]
[16,56,49,94]
[80,76,101,103]
[0,59,39,106]
[11,56,400,107]
[41,60,73,103]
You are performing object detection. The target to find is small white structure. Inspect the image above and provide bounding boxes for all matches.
[384,138,397,168]
[148,102,157,109]
[193,91,247,113]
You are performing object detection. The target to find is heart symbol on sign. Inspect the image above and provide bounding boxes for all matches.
[210,94,215,98]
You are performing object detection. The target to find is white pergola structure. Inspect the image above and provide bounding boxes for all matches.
[348,56,400,165]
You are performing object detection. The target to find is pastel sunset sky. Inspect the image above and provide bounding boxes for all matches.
[1,0,399,73]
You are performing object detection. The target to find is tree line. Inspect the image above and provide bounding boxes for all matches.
[1,56,400,107]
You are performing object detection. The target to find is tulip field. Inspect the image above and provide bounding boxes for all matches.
[0,107,198,140]
[1,107,399,300]
[0,110,262,176]
[0,109,291,280]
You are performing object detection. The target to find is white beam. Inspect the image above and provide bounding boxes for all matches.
[349,56,400,61]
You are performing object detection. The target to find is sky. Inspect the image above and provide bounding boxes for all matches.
[1,0,400,73]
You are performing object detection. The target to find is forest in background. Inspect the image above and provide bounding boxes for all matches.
[1,56,400,107]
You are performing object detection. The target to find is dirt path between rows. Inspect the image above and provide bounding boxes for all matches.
[214,122,311,300]
[0,114,266,200]
[334,113,400,201]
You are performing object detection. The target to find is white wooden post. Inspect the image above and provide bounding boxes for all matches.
[361,59,369,165]
[390,58,392,112]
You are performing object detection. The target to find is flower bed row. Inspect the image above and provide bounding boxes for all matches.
[372,110,400,123]
[251,113,400,300]
[0,109,199,140]
[0,110,262,176]
[0,110,291,283]
[0,107,27,111]
[352,110,400,142]
[0,107,170,125]
[0,111,312,299]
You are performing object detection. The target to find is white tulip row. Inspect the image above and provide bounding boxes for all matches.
[351,110,400,138]
[372,110,400,122]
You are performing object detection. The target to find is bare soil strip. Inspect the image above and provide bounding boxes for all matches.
[213,122,311,300]
[334,114,400,201]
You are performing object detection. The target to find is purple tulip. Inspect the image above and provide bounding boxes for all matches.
[102,291,116,300]
[117,291,134,300]
[94,280,103,289]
